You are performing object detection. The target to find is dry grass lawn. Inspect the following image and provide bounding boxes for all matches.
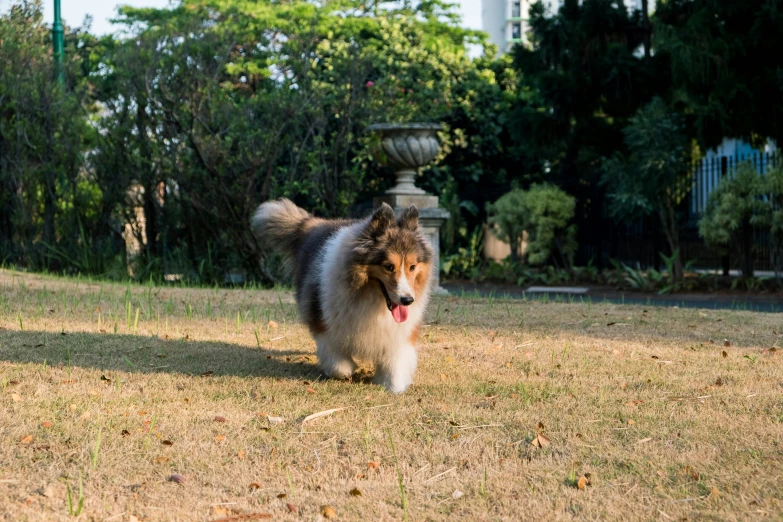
[1,269,782,521]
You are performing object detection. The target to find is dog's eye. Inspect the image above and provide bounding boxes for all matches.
[383,264,394,273]
[409,265,416,272]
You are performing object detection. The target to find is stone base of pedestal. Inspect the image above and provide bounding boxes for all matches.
[374,195,450,296]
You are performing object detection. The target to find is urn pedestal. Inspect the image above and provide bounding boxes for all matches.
[368,123,450,295]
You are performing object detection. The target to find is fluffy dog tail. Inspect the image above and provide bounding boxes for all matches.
[251,199,312,263]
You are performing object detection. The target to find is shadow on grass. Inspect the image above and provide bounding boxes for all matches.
[0,329,319,380]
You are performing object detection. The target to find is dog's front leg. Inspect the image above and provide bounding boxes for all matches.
[316,335,357,380]
[374,343,418,394]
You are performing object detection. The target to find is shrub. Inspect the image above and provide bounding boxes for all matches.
[698,163,766,278]
[486,184,577,268]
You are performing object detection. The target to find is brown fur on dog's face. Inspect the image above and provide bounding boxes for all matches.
[351,204,432,304]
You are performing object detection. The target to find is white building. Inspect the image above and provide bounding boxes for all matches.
[482,0,651,54]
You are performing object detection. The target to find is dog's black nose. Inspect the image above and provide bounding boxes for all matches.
[400,296,414,306]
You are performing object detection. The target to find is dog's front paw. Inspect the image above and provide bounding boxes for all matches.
[386,377,413,394]
[374,344,417,394]
[322,359,357,380]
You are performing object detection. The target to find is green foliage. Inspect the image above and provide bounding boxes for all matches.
[486,184,577,268]
[611,251,696,294]
[750,164,783,280]
[485,189,526,262]
[654,0,783,150]
[602,97,696,279]
[510,0,663,195]
[522,184,577,267]
[698,163,766,277]
[602,98,693,220]
[0,4,114,274]
[441,226,484,281]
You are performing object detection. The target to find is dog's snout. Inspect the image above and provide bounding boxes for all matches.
[400,296,414,306]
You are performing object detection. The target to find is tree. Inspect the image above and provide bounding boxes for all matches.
[507,0,667,266]
[601,98,695,281]
[510,0,664,191]
[698,163,766,278]
[88,0,502,282]
[0,3,106,272]
[654,0,783,150]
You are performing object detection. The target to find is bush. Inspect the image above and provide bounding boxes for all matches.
[486,184,577,268]
[698,163,766,278]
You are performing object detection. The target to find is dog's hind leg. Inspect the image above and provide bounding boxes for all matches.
[316,335,357,380]
[374,343,417,394]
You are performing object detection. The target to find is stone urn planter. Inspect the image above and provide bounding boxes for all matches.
[368,123,442,195]
[368,123,450,295]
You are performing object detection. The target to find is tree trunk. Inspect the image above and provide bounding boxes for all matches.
[721,254,730,277]
[641,0,651,59]
[740,218,754,278]
[509,235,520,264]
[136,99,159,270]
[659,202,683,282]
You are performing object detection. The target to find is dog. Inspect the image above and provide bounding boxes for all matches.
[251,199,433,393]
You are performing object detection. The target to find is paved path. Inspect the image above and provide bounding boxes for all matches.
[442,283,783,313]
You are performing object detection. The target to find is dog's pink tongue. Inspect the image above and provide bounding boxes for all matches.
[390,304,409,323]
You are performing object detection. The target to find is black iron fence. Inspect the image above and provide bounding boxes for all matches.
[575,150,780,272]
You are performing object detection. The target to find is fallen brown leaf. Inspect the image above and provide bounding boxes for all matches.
[320,505,337,519]
[683,466,700,481]
[286,503,297,513]
[531,434,551,448]
[19,435,34,445]
[577,473,592,490]
[268,320,279,329]
[249,483,261,490]
[349,487,362,496]
[367,460,380,470]
[722,350,728,358]
[724,339,731,347]
[214,435,225,442]
[215,416,227,423]
[161,440,173,446]
[41,422,52,429]
[154,456,171,464]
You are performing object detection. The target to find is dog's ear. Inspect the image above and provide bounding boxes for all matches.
[366,203,396,238]
[399,205,419,231]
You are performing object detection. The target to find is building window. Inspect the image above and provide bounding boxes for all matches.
[511,1,521,18]
[511,22,521,40]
